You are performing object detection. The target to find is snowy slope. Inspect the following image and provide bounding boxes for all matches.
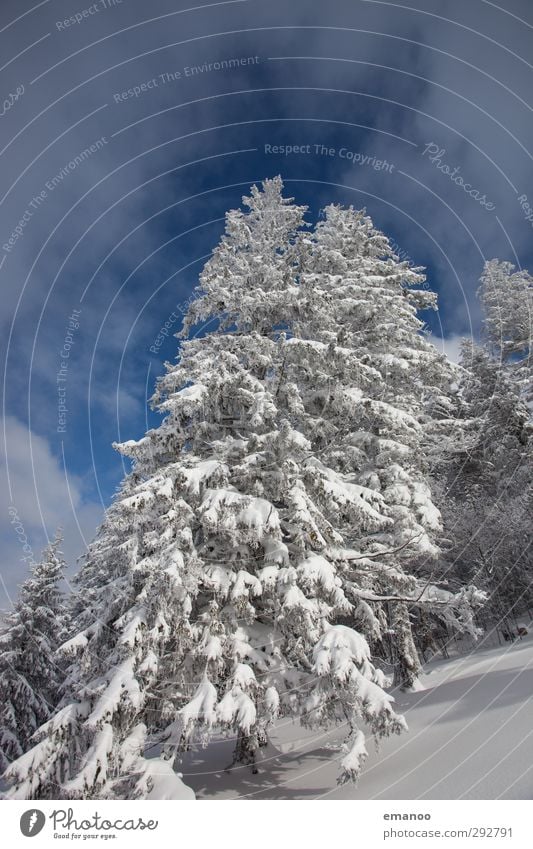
[181,633,533,800]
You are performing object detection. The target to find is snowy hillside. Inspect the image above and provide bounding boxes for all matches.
[182,633,533,800]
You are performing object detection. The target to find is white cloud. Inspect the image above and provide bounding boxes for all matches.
[0,416,102,609]
[427,332,466,364]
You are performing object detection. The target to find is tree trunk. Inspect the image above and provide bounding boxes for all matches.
[391,602,422,690]
[226,729,261,774]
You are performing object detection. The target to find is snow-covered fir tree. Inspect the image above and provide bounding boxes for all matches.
[435,335,532,631]
[478,259,532,402]
[433,257,532,636]
[292,203,482,686]
[479,259,532,362]
[0,531,71,772]
[4,179,479,799]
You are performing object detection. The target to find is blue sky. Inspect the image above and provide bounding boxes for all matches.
[1,0,533,607]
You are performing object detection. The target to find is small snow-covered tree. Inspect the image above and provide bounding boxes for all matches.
[5,179,471,799]
[458,341,530,485]
[436,338,532,628]
[479,259,532,362]
[478,259,532,403]
[0,532,71,772]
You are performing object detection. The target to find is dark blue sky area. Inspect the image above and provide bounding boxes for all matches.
[1,0,533,605]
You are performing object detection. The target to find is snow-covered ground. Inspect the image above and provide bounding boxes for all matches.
[181,632,533,800]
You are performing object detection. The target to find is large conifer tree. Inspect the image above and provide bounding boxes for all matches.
[4,179,476,799]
